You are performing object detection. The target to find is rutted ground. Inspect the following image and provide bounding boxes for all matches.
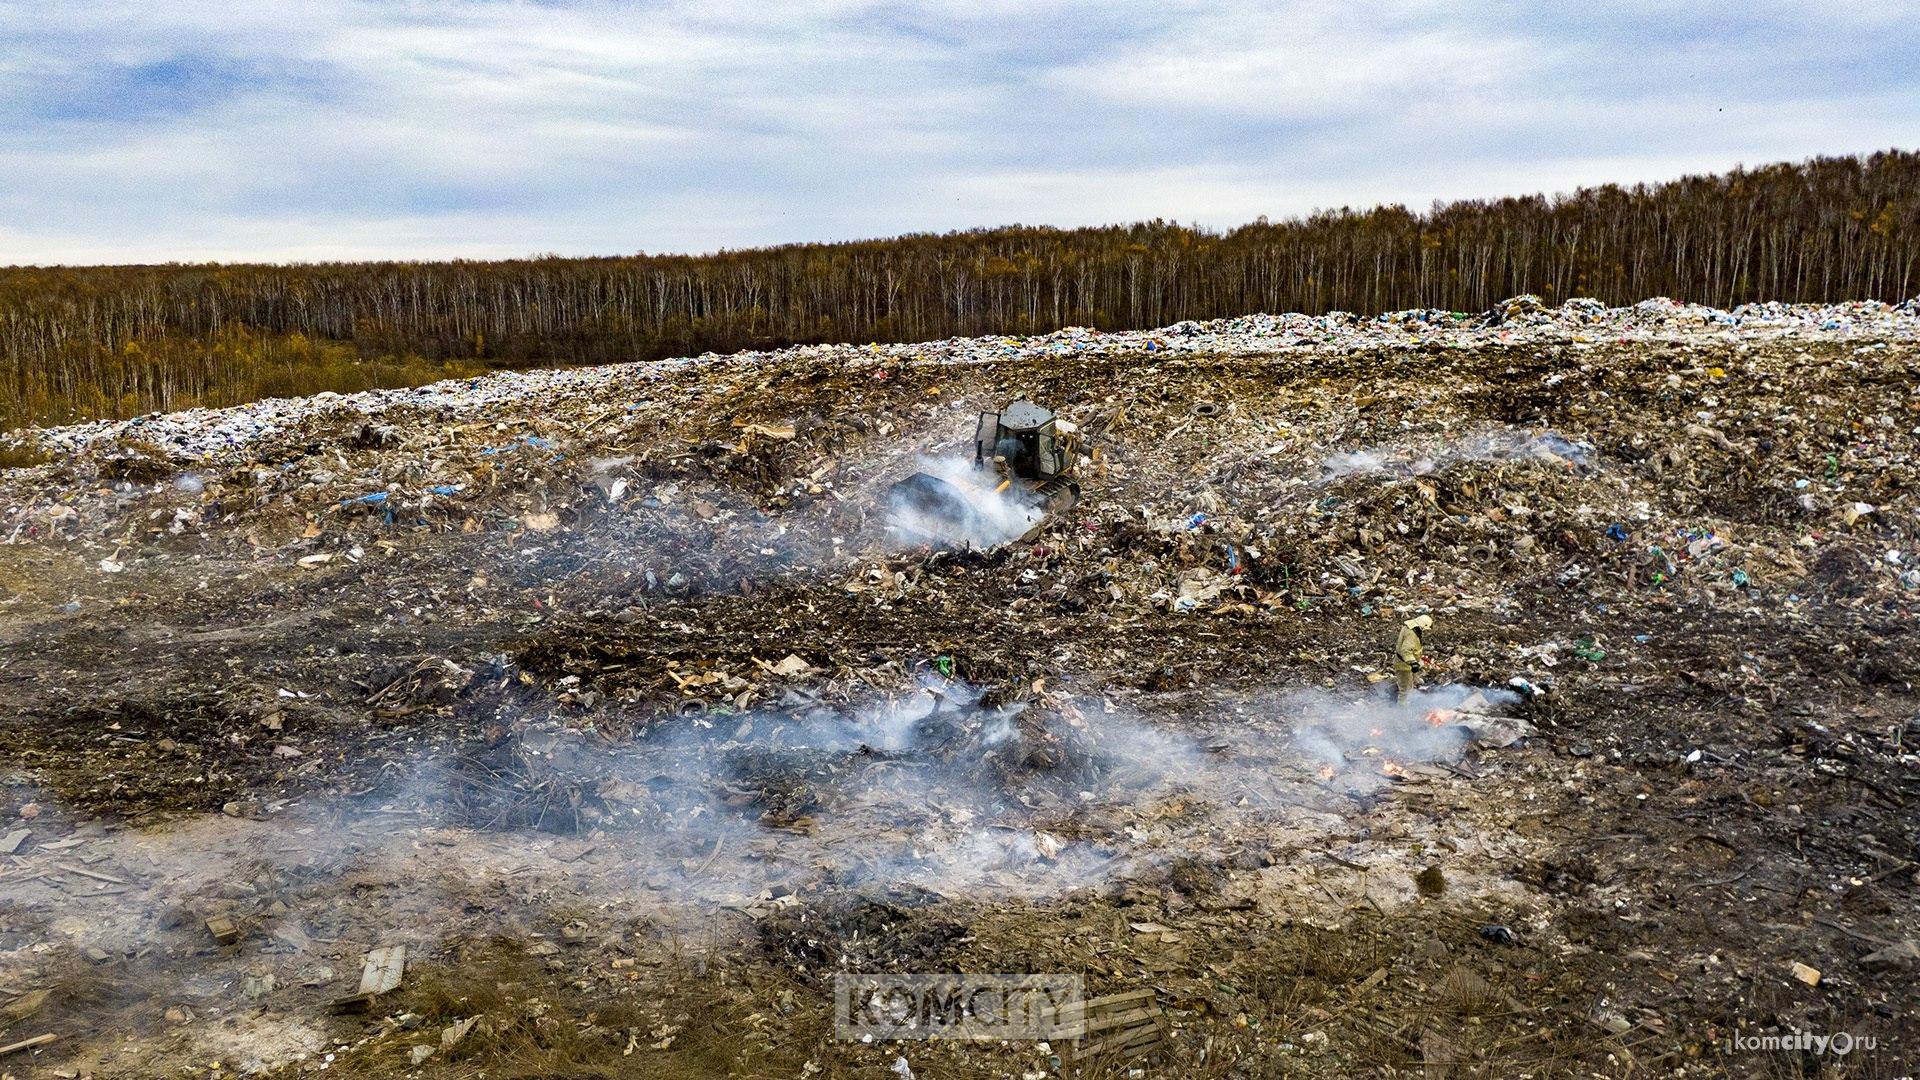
[0,298,1916,1078]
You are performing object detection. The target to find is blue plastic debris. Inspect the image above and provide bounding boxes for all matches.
[480,434,561,457]
[1605,523,1630,542]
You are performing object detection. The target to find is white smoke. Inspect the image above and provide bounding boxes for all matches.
[1281,683,1532,785]
[1321,428,1593,480]
[884,456,1044,551]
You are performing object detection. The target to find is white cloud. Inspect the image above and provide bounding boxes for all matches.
[1049,1,1540,119]
[0,0,1914,263]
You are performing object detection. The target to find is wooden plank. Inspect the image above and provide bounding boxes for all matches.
[1053,1005,1159,1039]
[1111,1024,1165,1053]
[1059,985,1166,1069]
[0,1033,59,1057]
[1081,988,1158,1010]
[1076,1029,1160,1059]
[1078,1024,1164,1059]
[1066,1019,1166,1063]
[1053,988,1157,1023]
[56,863,129,886]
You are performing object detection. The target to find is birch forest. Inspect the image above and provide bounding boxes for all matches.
[4,150,1915,429]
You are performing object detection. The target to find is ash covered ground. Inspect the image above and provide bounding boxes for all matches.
[1,296,1918,1078]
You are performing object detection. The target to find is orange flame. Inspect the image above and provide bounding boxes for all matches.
[1425,708,1456,728]
[1381,760,1409,778]
[1317,764,1338,781]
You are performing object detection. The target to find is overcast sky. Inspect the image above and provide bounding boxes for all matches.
[2,0,1916,265]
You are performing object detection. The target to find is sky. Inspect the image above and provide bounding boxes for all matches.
[1,0,1917,265]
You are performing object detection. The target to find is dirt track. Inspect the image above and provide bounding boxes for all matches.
[1,310,1917,1077]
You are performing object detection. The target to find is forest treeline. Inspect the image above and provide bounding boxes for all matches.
[4,150,1917,430]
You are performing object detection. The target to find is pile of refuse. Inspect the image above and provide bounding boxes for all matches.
[3,292,1916,633]
[9,295,1920,464]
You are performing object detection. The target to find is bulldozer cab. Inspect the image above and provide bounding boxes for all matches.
[976,399,1074,481]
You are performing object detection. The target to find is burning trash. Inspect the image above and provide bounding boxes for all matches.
[1289,684,1535,783]
[1423,691,1538,749]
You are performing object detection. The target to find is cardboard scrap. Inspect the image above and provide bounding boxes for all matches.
[358,944,408,996]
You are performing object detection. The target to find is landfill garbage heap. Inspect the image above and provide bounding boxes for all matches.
[0,293,1918,1079]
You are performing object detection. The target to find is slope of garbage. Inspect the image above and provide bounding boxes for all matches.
[0,295,1915,1078]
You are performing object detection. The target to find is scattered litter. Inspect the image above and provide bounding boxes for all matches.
[1861,940,1919,971]
[442,1016,480,1048]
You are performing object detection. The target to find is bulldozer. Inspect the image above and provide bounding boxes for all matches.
[885,399,1082,548]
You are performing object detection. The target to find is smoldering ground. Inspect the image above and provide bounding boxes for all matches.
[399,671,1540,904]
[0,578,1543,1075]
[1282,684,1536,780]
[1319,428,1595,480]
[0,672,1538,960]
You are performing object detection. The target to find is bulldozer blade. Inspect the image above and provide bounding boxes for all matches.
[886,472,992,547]
[1013,479,1078,542]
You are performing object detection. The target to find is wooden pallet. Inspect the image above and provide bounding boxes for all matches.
[1057,989,1167,1069]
